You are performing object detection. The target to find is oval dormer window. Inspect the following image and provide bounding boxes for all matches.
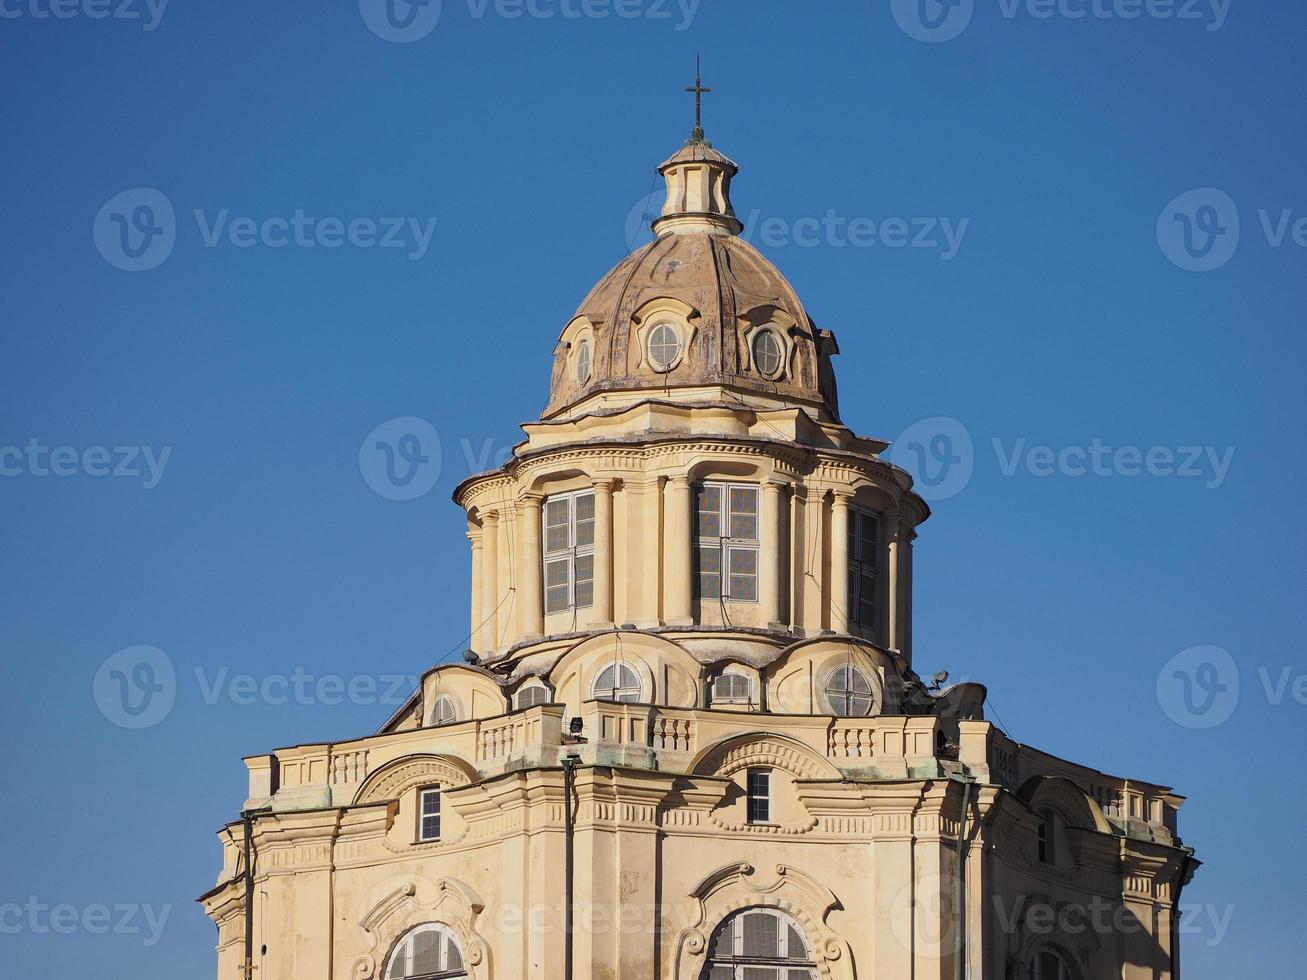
[647,322,682,373]
[751,328,784,379]
[575,339,592,384]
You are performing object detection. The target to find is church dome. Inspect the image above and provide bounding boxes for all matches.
[543,131,842,423]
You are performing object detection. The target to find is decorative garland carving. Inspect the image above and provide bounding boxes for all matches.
[350,876,492,980]
[673,863,854,980]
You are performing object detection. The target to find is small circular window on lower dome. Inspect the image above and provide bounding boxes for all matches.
[751,328,784,379]
[647,322,683,372]
[575,339,592,384]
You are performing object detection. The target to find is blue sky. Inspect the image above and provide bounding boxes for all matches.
[2,1,1303,976]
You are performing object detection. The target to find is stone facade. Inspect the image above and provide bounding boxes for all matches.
[200,121,1198,980]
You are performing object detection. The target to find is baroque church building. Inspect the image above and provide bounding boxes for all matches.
[201,105,1198,979]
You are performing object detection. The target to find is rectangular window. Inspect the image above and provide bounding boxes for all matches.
[846,507,879,628]
[543,490,596,614]
[695,483,760,602]
[746,768,771,824]
[418,787,441,842]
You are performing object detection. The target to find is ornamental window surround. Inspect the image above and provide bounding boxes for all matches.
[702,907,817,980]
[750,327,784,379]
[694,482,760,602]
[846,506,880,629]
[385,923,467,980]
[516,681,550,709]
[543,490,595,615]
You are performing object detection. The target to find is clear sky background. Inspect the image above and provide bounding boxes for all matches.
[2,1,1304,976]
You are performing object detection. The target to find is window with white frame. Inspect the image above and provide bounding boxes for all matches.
[543,490,595,615]
[711,668,754,706]
[846,507,879,629]
[1033,948,1073,980]
[694,483,759,602]
[647,321,683,372]
[431,696,458,726]
[750,328,784,379]
[746,768,771,824]
[516,682,550,709]
[385,923,467,979]
[824,664,875,717]
[701,907,817,980]
[575,338,592,384]
[417,787,441,842]
[592,661,641,703]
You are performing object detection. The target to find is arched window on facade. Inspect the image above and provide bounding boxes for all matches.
[592,661,642,702]
[701,907,817,979]
[824,664,875,716]
[385,923,468,979]
[711,667,755,706]
[431,696,458,726]
[1032,947,1074,980]
[516,681,550,709]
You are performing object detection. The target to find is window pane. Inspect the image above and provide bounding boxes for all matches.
[544,558,571,613]
[858,512,879,565]
[709,968,734,980]
[422,790,440,815]
[728,486,758,540]
[545,499,570,554]
[742,912,780,958]
[411,930,441,974]
[859,570,877,627]
[421,814,441,840]
[743,970,780,980]
[711,921,734,959]
[574,493,595,548]
[786,925,807,960]
[697,545,722,599]
[728,547,758,601]
[446,937,463,970]
[574,553,594,608]
[696,485,723,539]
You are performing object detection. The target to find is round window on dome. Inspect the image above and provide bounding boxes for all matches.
[751,328,784,379]
[575,339,592,384]
[647,322,683,373]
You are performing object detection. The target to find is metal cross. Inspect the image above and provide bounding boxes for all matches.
[685,55,710,138]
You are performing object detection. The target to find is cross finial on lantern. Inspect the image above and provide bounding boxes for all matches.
[685,55,711,143]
